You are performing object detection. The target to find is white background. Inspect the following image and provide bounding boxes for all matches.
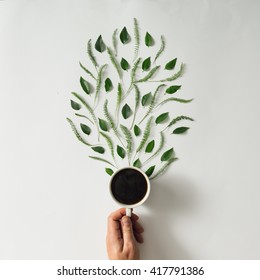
[1,0,260,260]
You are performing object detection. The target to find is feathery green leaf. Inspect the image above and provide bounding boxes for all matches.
[159,63,185,82]
[133,18,140,60]
[112,29,118,56]
[135,65,160,83]
[67,118,93,146]
[87,39,98,68]
[100,131,115,158]
[166,116,194,129]
[107,47,122,79]
[154,35,165,63]
[139,84,166,124]
[75,113,94,125]
[120,124,133,155]
[156,97,193,108]
[136,116,153,153]
[79,62,96,80]
[94,64,107,107]
[150,158,178,180]
[130,84,140,129]
[89,156,116,168]
[131,57,141,83]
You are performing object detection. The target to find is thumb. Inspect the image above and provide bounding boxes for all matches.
[121,216,135,244]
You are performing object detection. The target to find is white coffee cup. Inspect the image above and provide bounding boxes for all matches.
[109,166,151,217]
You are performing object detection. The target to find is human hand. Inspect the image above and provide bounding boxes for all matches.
[106,208,144,260]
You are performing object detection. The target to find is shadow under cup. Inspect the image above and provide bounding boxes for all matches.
[109,167,150,209]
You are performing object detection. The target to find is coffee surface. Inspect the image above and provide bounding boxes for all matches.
[111,168,148,205]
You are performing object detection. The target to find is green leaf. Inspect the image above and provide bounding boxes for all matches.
[120,57,130,71]
[155,112,169,124]
[105,78,113,92]
[166,85,181,94]
[95,35,106,53]
[80,76,91,94]
[145,32,154,47]
[99,118,109,131]
[172,127,190,134]
[120,27,130,44]
[165,58,177,70]
[122,103,132,119]
[134,125,141,136]
[71,100,81,110]
[133,158,141,168]
[141,92,152,106]
[142,57,151,71]
[117,145,126,159]
[161,148,174,161]
[91,146,105,154]
[145,165,155,177]
[80,123,91,135]
[145,140,155,153]
[105,168,114,176]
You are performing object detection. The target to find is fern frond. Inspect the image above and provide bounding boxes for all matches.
[158,63,185,82]
[156,97,193,108]
[89,156,116,168]
[135,65,160,83]
[120,124,133,155]
[79,62,96,80]
[112,29,118,56]
[154,35,166,63]
[165,115,194,130]
[100,131,115,159]
[150,157,178,180]
[67,118,95,146]
[94,64,107,107]
[131,57,141,83]
[133,18,140,61]
[71,92,100,139]
[104,99,120,136]
[87,39,98,69]
[136,116,153,153]
[143,131,165,165]
[75,113,94,125]
[115,83,123,125]
[130,84,140,129]
[139,84,166,124]
[107,47,122,79]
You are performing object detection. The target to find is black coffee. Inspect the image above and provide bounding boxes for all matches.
[111,168,148,205]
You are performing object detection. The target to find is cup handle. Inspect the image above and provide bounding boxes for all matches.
[126,208,132,217]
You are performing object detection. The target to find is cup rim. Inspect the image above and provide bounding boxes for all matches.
[109,166,151,208]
